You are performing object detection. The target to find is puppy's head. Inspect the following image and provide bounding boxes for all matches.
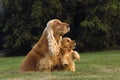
[47,19,70,36]
[61,37,76,50]
[61,37,76,67]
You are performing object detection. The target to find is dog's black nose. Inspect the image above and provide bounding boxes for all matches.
[63,63,69,67]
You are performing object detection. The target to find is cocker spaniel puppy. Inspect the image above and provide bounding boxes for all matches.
[60,37,80,71]
[61,37,80,71]
[20,19,70,72]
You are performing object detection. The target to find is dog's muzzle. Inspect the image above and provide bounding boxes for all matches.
[62,60,69,67]
[68,27,70,32]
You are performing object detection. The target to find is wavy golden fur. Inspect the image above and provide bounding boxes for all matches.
[20,19,70,72]
[52,37,80,71]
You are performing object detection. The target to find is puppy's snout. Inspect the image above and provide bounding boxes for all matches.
[69,40,76,49]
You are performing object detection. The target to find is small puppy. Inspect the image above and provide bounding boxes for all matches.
[52,37,80,71]
[60,37,80,72]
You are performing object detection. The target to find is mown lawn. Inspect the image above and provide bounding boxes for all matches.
[0,50,120,80]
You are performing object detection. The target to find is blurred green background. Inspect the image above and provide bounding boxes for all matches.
[0,0,120,56]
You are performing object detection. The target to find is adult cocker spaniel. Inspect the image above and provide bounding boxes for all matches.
[20,19,70,72]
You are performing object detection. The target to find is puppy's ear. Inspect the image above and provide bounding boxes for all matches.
[72,51,80,60]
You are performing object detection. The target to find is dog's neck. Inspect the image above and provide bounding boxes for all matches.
[54,34,61,43]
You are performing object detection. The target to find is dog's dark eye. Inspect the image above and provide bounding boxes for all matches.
[66,40,70,42]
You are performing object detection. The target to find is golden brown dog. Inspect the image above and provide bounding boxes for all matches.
[20,19,70,72]
[58,37,80,71]
[61,37,80,71]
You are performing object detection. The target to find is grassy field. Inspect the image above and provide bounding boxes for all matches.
[0,50,120,80]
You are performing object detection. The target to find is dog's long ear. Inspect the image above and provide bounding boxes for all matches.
[45,22,61,56]
[72,51,80,60]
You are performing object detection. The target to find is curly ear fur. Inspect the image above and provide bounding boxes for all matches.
[45,20,62,56]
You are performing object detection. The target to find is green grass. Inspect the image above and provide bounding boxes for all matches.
[0,50,120,80]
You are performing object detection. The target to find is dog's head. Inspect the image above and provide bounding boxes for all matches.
[60,37,76,67]
[47,19,70,36]
[45,19,70,56]
[61,37,76,50]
